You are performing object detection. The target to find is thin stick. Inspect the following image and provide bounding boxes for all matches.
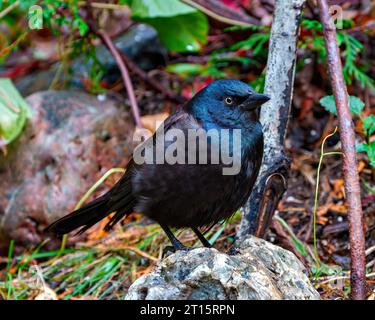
[57,168,125,255]
[84,0,142,128]
[312,127,341,270]
[317,0,367,300]
[318,272,375,285]
[0,0,19,19]
[102,246,158,262]
[74,168,125,210]
[97,30,142,128]
[181,0,259,26]
[77,1,128,10]
[0,32,28,58]
[120,53,187,105]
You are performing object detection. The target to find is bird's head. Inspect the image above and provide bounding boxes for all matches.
[187,79,270,126]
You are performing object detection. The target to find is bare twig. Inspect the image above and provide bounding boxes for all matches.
[120,53,187,105]
[84,0,142,128]
[317,272,375,285]
[237,0,306,240]
[97,30,142,128]
[317,0,367,300]
[181,0,259,26]
[77,1,128,10]
[0,32,28,58]
[366,245,375,257]
[0,0,19,19]
[312,128,342,270]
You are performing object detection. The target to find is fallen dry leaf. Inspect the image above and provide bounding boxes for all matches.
[141,112,169,133]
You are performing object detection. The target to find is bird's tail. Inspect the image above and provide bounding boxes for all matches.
[45,193,113,236]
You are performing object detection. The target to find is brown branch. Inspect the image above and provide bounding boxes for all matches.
[237,0,305,240]
[84,1,142,128]
[97,30,142,128]
[317,0,367,300]
[120,53,187,105]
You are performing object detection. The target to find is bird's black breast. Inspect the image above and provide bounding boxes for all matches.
[130,109,264,228]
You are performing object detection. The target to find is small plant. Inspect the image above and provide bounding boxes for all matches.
[300,19,375,92]
[320,95,375,167]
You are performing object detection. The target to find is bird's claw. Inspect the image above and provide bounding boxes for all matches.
[227,246,241,256]
[162,244,192,258]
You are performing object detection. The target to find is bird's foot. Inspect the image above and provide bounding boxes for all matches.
[227,245,241,256]
[162,244,192,258]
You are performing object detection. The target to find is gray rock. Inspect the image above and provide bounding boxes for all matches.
[0,91,135,253]
[125,236,320,300]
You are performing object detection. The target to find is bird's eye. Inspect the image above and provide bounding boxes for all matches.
[224,97,233,105]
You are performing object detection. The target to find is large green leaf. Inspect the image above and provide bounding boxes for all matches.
[130,0,208,53]
[0,78,32,145]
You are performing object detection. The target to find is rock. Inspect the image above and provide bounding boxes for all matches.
[15,24,167,96]
[72,24,167,86]
[125,236,320,300]
[0,91,135,253]
[34,286,58,300]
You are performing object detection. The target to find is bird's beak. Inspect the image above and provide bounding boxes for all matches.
[241,93,270,111]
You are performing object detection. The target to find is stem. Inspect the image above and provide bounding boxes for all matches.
[317,0,367,300]
[0,0,19,19]
[84,0,142,128]
[74,168,125,210]
[97,30,142,128]
[312,128,341,273]
[181,0,259,26]
[58,168,125,254]
[77,1,128,10]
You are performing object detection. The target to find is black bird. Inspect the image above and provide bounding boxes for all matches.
[46,79,270,251]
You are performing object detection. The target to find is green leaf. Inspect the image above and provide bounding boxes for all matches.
[130,0,208,52]
[140,12,208,52]
[0,79,32,145]
[319,95,365,116]
[356,142,366,153]
[363,114,375,136]
[229,33,270,56]
[348,96,365,115]
[357,141,375,167]
[131,0,196,18]
[319,95,337,115]
[74,17,89,36]
[166,63,206,76]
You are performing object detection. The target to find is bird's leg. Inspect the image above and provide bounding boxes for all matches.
[192,227,212,248]
[160,224,192,252]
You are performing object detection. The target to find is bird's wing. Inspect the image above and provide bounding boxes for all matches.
[162,106,193,131]
[105,107,195,217]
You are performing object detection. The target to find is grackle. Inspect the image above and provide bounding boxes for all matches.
[46,79,270,251]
